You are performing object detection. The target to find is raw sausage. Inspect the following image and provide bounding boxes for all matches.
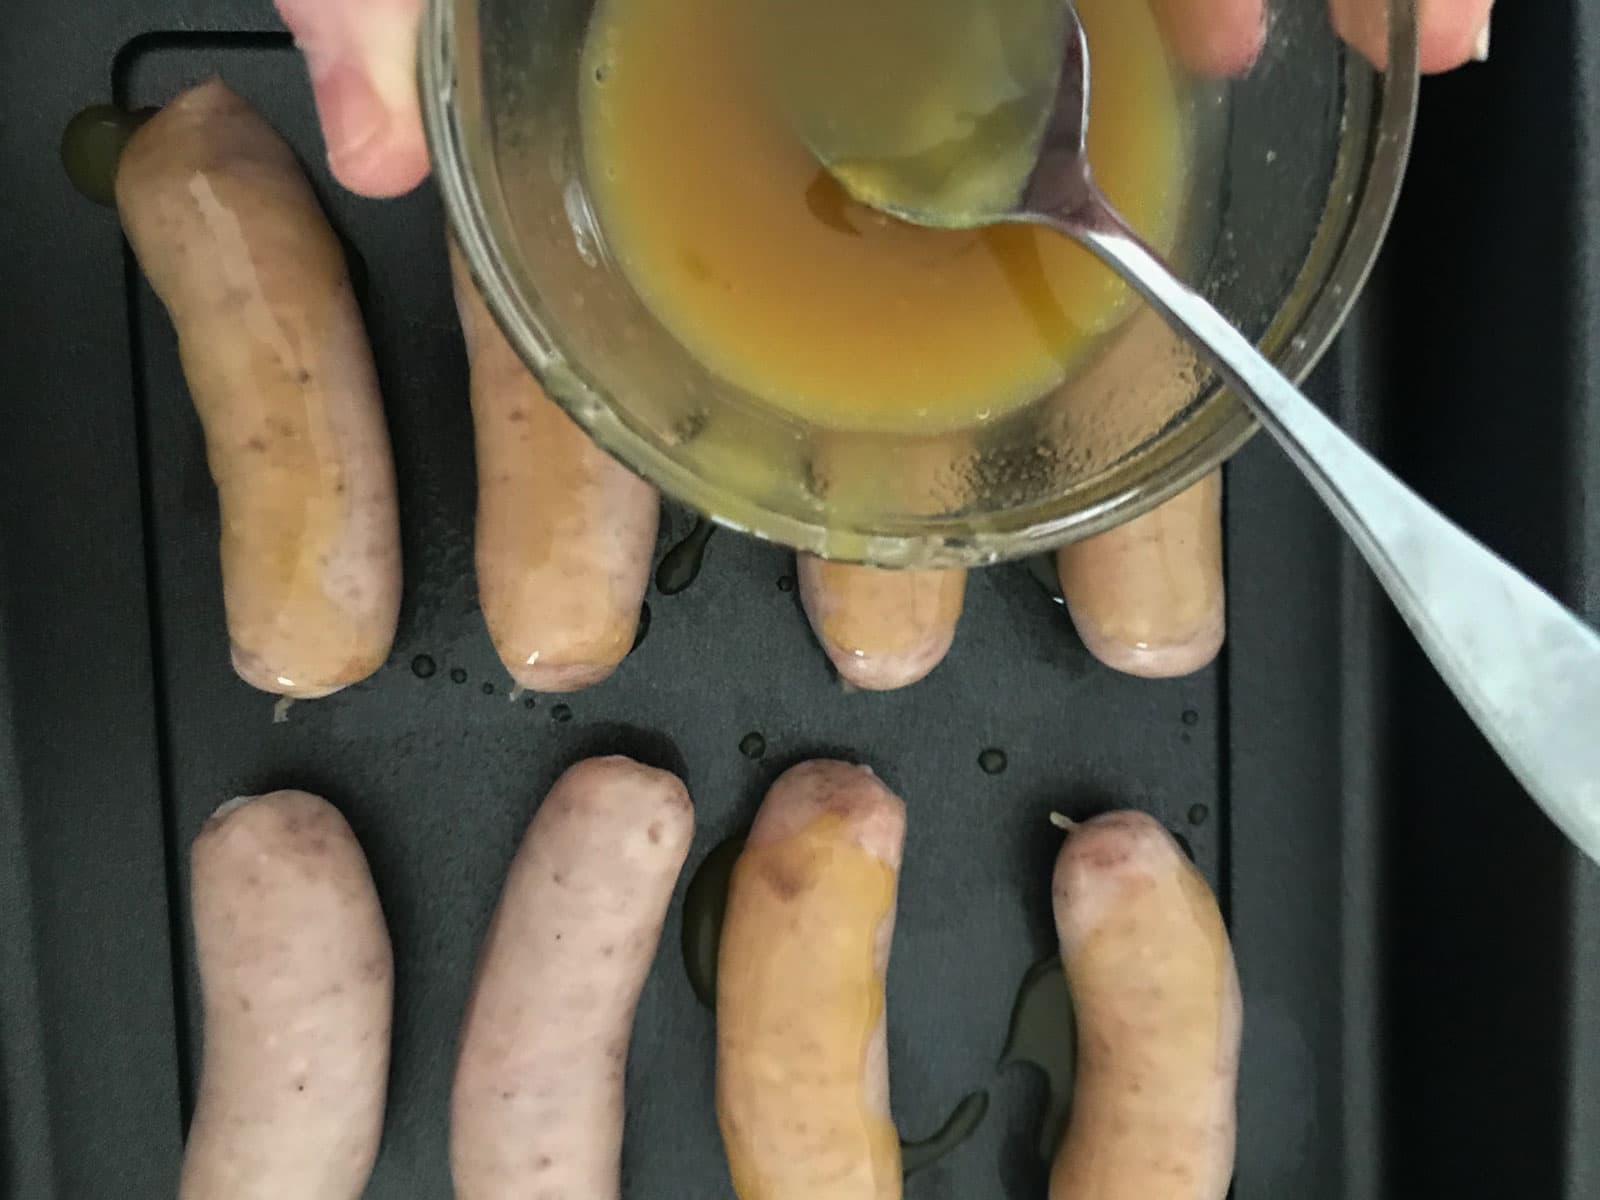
[717,760,906,1199]
[450,757,694,1198]
[799,558,966,690]
[184,790,392,1199]
[117,80,402,698]
[1328,0,1495,73]
[451,248,658,692]
[1050,811,1241,1200]
[1056,472,1224,679]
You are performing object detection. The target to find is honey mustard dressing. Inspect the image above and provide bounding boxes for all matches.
[581,0,1187,435]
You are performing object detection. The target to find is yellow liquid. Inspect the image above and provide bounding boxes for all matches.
[581,0,1186,435]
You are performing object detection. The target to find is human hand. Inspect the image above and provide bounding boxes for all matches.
[275,0,429,198]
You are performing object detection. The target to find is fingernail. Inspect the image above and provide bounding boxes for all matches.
[1473,13,1492,62]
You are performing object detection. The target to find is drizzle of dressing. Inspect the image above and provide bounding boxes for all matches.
[717,814,902,1195]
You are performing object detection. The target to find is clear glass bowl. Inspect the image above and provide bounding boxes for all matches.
[422,0,1419,568]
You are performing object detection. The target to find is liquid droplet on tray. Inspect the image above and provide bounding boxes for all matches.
[656,519,716,595]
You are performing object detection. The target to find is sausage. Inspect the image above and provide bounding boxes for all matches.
[116,80,401,699]
[450,757,695,1198]
[799,558,966,690]
[1148,0,1265,77]
[1049,811,1241,1200]
[450,248,658,692]
[717,760,906,1200]
[799,433,969,690]
[183,790,393,1200]
[1328,0,1495,73]
[1056,472,1224,679]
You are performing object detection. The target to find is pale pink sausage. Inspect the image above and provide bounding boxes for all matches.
[1150,0,1266,76]
[717,761,906,1199]
[450,757,695,1199]
[1050,811,1241,1200]
[183,791,393,1200]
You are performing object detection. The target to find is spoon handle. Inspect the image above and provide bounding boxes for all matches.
[1051,202,1600,862]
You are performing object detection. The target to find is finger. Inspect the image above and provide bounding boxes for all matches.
[276,0,429,197]
[1150,0,1268,77]
[1330,0,1495,74]
[1056,472,1225,679]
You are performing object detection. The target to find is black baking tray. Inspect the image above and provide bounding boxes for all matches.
[1,2,1595,1197]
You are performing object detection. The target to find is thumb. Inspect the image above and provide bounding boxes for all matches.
[276,0,430,198]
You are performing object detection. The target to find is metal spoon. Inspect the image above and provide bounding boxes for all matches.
[794,3,1600,862]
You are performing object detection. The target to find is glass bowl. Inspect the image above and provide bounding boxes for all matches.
[421,0,1419,568]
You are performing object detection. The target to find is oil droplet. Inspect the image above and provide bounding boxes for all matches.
[551,703,574,724]
[1188,803,1210,826]
[902,1090,991,1176]
[655,518,716,595]
[60,104,150,206]
[481,681,496,696]
[450,668,468,685]
[630,601,653,655]
[1181,709,1200,726]
[776,574,796,593]
[999,956,1076,1160]
[1023,555,1066,605]
[524,696,538,710]
[978,748,1008,775]
[681,835,746,1008]
[411,654,437,679]
[739,732,767,760]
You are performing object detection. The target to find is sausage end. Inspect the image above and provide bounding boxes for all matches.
[749,760,906,868]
